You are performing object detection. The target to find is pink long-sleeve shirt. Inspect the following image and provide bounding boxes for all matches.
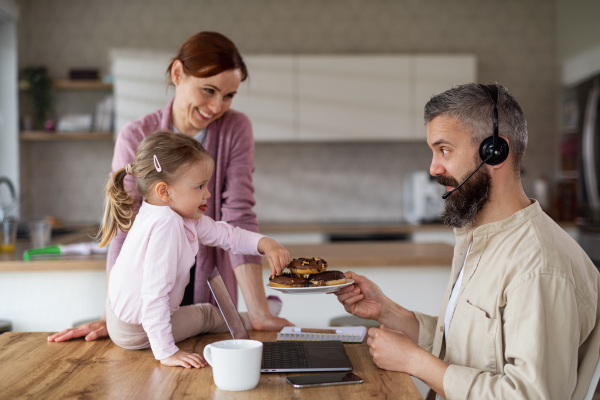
[108,201,264,360]
[109,99,261,307]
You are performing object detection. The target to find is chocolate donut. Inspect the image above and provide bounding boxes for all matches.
[269,273,309,288]
[287,257,328,275]
[309,270,346,286]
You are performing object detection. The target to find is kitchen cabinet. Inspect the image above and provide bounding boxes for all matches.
[111,49,175,136]
[111,52,477,143]
[296,55,412,141]
[232,56,295,141]
[236,54,476,142]
[413,55,477,138]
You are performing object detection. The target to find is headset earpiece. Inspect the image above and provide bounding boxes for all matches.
[479,135,509,165]
[478,84,510,166]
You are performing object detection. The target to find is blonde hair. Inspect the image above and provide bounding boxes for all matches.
[98,130,213,247]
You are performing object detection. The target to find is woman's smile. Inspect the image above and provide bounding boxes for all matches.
[197,108,212,120]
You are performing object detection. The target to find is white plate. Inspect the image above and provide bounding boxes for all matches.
[266,279,354,295]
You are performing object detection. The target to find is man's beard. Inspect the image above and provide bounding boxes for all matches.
[437,163,492,228]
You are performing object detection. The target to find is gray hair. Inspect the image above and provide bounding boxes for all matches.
[424,83,528,173]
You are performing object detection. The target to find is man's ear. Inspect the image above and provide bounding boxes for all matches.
[154,182,170,203]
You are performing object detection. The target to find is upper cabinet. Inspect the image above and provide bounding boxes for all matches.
[111,52,476,142]
[296,56,412,141]
[111,50,175,137]
[236,54,476,142]
[413,55,477,139]
[233,56,295,142]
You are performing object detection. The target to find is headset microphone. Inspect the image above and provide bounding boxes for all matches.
[441,84,509,200]
[441,154,493,199]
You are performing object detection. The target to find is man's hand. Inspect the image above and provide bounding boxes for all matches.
[368,325,450,398]
[367,325,423,373]
[257,237,290,276]
[47,319,108,342]
[334,271,386,321]
[160,350,207,368]
[251,315,294,331]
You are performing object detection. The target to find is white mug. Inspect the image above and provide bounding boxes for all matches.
[203,339,263,391]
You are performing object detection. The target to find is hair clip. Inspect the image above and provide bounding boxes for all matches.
[153,155,162,172]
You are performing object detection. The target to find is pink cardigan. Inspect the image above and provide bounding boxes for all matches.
[108,98,261,307]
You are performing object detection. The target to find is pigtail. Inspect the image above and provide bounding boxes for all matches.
[97,167,136,247]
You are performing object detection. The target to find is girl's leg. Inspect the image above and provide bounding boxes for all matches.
[105,297,150,350]
[170,303,252,343]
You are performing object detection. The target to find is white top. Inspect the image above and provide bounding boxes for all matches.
[436,241,472,400]
[444,241,472,341]
[108,201,264,359]
[435,242,473,400]
[172,126,207,148]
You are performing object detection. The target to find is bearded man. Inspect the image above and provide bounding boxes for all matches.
[335,83,600,400]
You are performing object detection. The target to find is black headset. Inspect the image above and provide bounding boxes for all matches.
[441,83,510,199]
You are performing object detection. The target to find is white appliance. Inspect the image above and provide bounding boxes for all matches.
[403,171,445,224]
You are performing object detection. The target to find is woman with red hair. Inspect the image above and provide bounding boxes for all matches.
[49,32,291,343]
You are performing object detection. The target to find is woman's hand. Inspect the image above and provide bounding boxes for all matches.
[251,315,294,331]
[160,350,207,368]
[334,271,386,321]
[257,237,290,276]
[47,319,108,342]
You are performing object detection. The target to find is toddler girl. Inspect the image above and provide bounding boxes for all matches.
[99,130,289,369]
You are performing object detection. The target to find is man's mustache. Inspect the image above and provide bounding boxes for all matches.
[437,175,460,187]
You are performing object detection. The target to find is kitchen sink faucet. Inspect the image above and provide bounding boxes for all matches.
[0,176,17,222]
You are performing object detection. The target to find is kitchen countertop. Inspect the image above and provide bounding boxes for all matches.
[0,221,472,272]
[0,331,423,400]
[0,219,575,272]
[0,240,454,272]
[258,220,577,233]
[258,221,452,234]
[0,225,107,272]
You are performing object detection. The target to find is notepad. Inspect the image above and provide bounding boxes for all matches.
[277,326,367,343]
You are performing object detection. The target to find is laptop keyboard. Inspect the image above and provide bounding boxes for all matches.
[262,342,308,369]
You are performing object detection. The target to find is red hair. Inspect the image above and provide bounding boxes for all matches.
[167,32,248,82]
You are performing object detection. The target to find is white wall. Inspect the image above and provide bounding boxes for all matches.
[0,1,20,215]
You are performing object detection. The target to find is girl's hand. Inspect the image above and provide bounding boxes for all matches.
[160,350,207,368]
[258,237,290,276]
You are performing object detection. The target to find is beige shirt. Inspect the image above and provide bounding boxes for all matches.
[414,200,600,400]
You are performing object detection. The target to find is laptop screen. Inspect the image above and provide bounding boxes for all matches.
[207,266,250,340]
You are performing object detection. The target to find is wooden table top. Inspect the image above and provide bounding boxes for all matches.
[0,331,423,399]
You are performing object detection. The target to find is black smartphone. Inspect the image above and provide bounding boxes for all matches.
[286,372,363,388]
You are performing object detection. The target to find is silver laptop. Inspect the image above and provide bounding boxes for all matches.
[207,266,353,373]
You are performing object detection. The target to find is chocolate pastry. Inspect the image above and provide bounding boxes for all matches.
[269,273,309,288]
[287,257,327,275]
[309,270,346,286]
